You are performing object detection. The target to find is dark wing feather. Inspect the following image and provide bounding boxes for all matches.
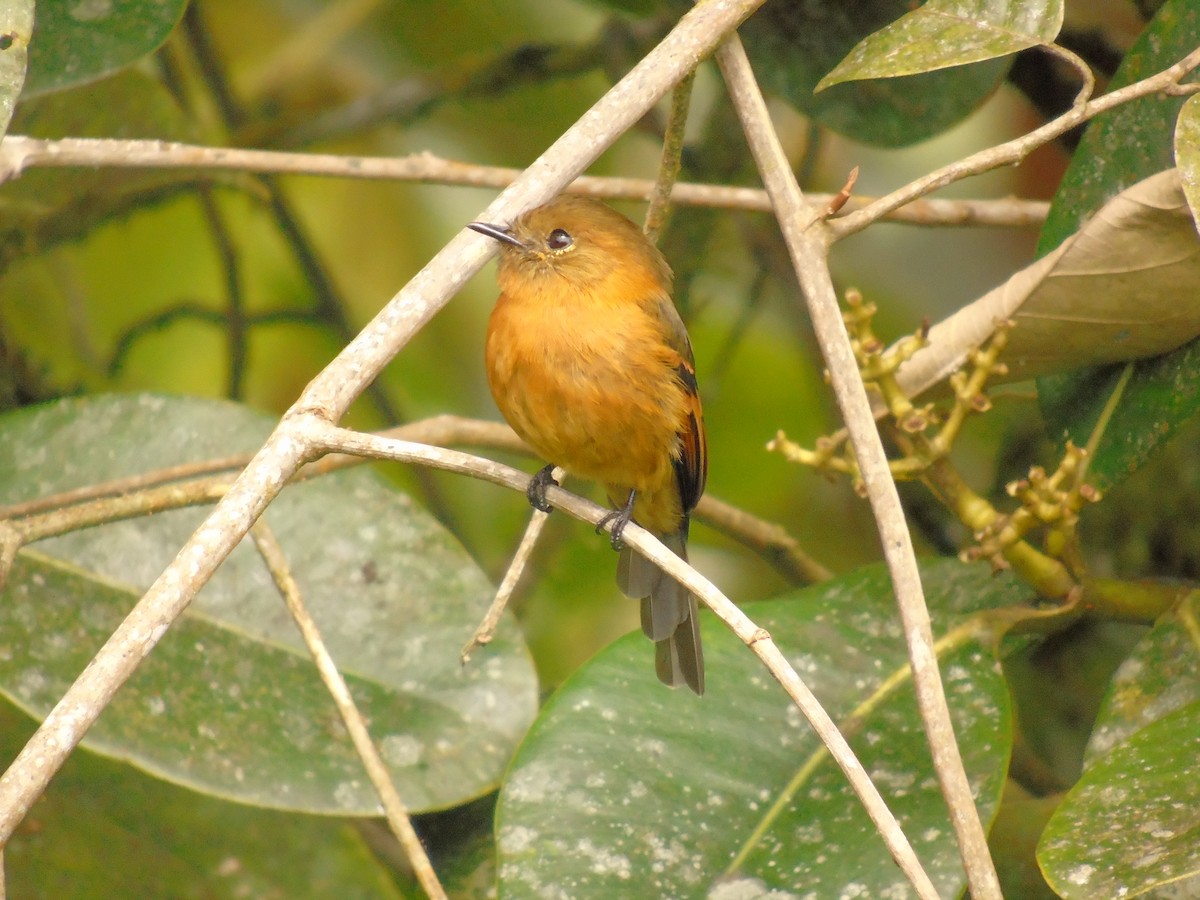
[650,293,707,515]
[672,358,707,514]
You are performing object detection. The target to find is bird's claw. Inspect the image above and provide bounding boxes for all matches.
[597,490,637,551]
[526,465,558,513]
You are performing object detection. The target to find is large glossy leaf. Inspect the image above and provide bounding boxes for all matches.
[819,0,1063,91]
[496,559,1024,898]
[1037,0,1200,489]
[0,394,537,814]
[23,0,188,98]
[738,0,1009,147]
[0,700,405,899]
[0,0,33,136]
[1038,701,1200,899]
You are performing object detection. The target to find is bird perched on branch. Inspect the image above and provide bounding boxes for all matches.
[469,195,708,694]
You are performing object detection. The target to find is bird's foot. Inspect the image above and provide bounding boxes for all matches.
[597,490,637,551]
[526,464,558,513]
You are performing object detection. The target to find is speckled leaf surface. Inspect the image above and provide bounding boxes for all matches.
[1085,591,1200,767]
[0,701,405,899]
[818,0,1062,91]
[736,0,1009,147]
[0,394,537,814]
[496,559,1023,898]
[1176,93,1200,227]
[0,0,33,136]
[1039,701,1200,899]
[1038,591,1200,898]
[23,0,188,98]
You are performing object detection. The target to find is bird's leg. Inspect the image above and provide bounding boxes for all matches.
[597,489,637,551]
[526,464,559,512]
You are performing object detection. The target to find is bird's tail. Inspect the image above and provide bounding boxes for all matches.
[616,527,704,695]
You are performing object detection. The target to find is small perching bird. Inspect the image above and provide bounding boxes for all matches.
[469,196,708,694]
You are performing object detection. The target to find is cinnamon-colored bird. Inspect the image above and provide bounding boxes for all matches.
[469,196,708,694]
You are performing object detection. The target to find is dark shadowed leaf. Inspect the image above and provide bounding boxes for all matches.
[24,0,188,98]
[0,700,405,899]
[739,0,1010,147]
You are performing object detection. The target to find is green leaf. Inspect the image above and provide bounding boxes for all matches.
[576,0,660,14]
[818,0,1063,91]
[496,559,1024,897]
[1176,94,1200,226]
[0,0,33,136]
[23,0,188,98]
[739,0,1010,147]
[1038,701,1200,899]
[0,69,202,275]
[1039,338,1200,491]
[1084,591,1200,766]
[1037,0,1200,489]
[1036,2,1200,255]
[0,700,406,899]
[0,394,537,814]
[1038,593,1200,898]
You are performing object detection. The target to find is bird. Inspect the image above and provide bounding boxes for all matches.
[469,195,708,694]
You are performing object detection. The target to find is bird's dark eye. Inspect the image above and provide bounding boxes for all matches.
[546,228,574,251]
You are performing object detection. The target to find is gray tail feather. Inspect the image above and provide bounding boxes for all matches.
[617,531,705,695]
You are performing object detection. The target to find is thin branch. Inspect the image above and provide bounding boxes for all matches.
[307,420,928,894]
[10,481,231,545]
[644,70,695,242]
[1039,41,1097,109]
[0,456,249,520]
[0,137,1049,228]
[715,34,998,900]
[831,45,1200,239]
[462,501,554,662]
[250,523,447,900]
[275,22,631,146]
[0,413,824,589]
[698,495,832,585]
[107,305,314,379]
[0,0,769,844]
[195,188,249,399]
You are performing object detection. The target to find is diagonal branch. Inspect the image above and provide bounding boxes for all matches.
[715,35,1000,900]
[0,0,769,844]
[251,523,447,900]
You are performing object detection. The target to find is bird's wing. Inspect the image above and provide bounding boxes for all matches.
[672,355,707,514]
[653,293,707,515]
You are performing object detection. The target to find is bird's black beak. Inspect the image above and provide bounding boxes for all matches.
[468,221,526,249]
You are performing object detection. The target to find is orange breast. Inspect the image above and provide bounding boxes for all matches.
[485,283,688,533]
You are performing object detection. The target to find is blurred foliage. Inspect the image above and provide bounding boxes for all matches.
[0,0,1197,897]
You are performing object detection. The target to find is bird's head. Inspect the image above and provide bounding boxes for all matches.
[468,195,672,294]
